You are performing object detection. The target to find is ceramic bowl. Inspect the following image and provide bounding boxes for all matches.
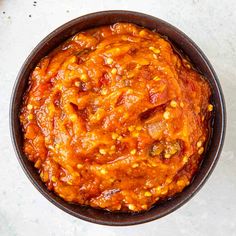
[10,10,226,226]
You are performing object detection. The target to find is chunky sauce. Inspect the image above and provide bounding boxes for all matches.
[20,23,213,212]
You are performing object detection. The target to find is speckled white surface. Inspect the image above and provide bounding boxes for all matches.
[0,0,235,235]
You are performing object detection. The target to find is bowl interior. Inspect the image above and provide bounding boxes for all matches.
[10,11,225,226]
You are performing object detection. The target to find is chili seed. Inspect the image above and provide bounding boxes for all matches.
[153,54,158,59]
[149,46,160,54]
[170,100,177,108]
[101,88,108,95]
[141,204,148,210]
[123,113,129,119]
[69,114,77,122]
[111,68,117,75]
[208,104,213,111]
[111,132,119,140]
[27,104,33,110]
[132,132,139,138]
[198,147,204,155]
[99,149,106,155]
[182,155,188,163]
[77,164,83,169]
[163,111,170,119]
[132,163,139,168]
[28,114,33,120]
[144,191,152,197]
[164,153,171,158]
[80,74,88,82]
[75,81,81,87]
[156,186,162,193]
[128,126,135,132]
[106,58,113,64]
[100,168,107,175]
[51,176,57,182]
[128,204,136,211]
[139,30,146,36]
[153,76,160,81]
[197,141,202,148]
[130,149,137,155]
[34,159,41,168]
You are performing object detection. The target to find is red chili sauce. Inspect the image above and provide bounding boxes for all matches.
[20,23,213,212]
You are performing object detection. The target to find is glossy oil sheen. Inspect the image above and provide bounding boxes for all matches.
[10,11,226,226]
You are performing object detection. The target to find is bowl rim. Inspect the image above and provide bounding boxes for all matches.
[10,10,226,226]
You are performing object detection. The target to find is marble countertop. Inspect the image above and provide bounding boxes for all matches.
[0,0,235,235]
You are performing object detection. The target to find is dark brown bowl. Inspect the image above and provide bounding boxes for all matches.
[10,10,226,226]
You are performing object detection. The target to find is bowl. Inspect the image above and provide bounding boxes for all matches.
[10,10,226,226]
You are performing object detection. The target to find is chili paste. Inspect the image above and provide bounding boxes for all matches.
[20,23,213,212]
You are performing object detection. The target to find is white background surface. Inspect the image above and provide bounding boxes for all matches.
[0,0,235,235]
